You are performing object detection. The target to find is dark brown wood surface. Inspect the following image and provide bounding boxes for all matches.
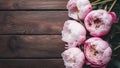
[0,0,68,68]
[0,0,68,9]
[0,59,65,68]
[0,11,68,34]
[0,35,64,58]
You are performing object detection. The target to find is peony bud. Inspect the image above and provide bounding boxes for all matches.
[67,0,92,20]
[84,37,112,68]
[62,20,86,48]
[84,10,117,37]
[61,47,85,68]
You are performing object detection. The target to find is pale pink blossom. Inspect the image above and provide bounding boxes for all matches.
[84,10,117,37]
[61,47,85,68]
[61,20,86,48]
[84,37,112,68]
[67,0,92,20]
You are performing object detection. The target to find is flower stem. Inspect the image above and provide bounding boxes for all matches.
[92,0,100,4]
[91,0,112,6]
[114,45,120,50]
[104,5,108,10]
[108,0,117,12]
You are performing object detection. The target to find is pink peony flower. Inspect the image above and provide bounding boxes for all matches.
[61,20,86,48]
[84,10,117,37]
[61,47,85,68]
[67,0,92,20]
[84,37,112,68]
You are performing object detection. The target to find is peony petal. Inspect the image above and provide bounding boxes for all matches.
[109,12,118,23]
[61,47,85,68]
[62,20,86,48]
[84,10,116,37]
[67,0,92,20]
[84,37,112,68]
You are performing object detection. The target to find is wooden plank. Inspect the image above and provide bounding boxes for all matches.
[0,0,68,9]
[0,35,65,58]
[0,59,65,68]
[0,11,68,34]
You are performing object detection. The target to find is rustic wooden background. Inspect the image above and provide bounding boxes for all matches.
[0,0,68,68]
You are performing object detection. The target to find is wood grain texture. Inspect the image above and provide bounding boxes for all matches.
[0,35,65,58]
[0,11,68,34]
[0,59,65,68]
[0,0,68,9]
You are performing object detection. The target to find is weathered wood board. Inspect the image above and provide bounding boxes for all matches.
[0,0,68,9]
[0,59,65,68]
[0,35,65,58]
[0,11,68,35]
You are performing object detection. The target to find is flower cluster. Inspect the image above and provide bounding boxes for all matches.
[61,0,117,68]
